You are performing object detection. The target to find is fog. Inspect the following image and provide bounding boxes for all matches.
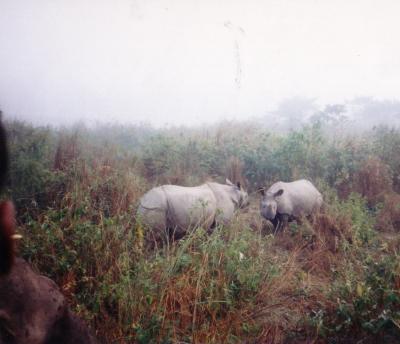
[1,0,400,127]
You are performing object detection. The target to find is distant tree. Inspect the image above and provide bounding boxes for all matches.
[350,97,400,129]
[310,104,347,125]
[267,97,318,131]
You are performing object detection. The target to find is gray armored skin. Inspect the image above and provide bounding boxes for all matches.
[138,179,249,242]
[260,179,323,233]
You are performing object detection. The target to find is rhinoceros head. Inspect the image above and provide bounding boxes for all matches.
[260,188,284,220]
[225,179,249,208]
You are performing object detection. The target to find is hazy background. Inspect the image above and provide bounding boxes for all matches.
[1,0,400,127]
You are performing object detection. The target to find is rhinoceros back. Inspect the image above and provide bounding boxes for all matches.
[138,184,217,233]
[268,179,322,218]
[160,184,217,231]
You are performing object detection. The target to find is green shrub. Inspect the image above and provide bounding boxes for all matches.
[5,119,400,343]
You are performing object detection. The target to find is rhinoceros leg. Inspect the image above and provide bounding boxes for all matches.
[281,214,289,232]
[271,217,280,234]
[168,225,187,241]
[275,213,289,233]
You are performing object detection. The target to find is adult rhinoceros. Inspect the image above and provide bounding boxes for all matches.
[137,180,249,242]
[260,179,323,233]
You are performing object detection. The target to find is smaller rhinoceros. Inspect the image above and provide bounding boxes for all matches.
[260,179,323,233]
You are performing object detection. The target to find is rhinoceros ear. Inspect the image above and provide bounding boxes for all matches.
[258,188,265,196]
[274,189,284,197]
[226,178,234,186]
[236,182,241,189]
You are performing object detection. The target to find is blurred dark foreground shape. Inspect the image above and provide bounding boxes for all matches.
[0,120,98,344]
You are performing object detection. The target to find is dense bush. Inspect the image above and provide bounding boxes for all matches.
[3,118,400,343]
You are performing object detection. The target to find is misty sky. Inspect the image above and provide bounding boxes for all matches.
[1,0,400,127]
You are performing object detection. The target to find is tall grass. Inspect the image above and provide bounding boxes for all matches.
[3,119,400,343]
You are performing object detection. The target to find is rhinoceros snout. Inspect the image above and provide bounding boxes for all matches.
[260,206,276,220]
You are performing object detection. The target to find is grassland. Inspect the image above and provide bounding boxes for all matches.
[3,119,400,343]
